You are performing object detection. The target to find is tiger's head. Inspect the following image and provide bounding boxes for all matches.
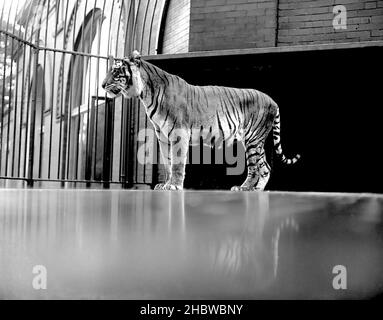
[101,50,144,99]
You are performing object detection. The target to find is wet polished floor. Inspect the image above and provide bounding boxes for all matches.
[0,189,382,299]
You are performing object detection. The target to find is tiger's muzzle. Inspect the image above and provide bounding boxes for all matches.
[102,74,124,98]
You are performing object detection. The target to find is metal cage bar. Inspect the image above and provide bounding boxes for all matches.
[0,0,169,188]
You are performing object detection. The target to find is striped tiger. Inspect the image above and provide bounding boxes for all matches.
[102,51,300,191]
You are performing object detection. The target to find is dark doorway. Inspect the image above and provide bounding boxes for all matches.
[148,45,383,193]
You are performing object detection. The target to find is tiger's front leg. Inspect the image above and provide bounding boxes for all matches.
[154,148,171,190]
[156,128,190,191]
[154,130,172,190]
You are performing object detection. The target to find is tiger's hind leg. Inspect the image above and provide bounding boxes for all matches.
[231,143,271,191]
[254,147,271,190]
[231,143,261,191]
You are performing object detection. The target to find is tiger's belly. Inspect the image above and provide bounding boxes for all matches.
[190,124,243,149]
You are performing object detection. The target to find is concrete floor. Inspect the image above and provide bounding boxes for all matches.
[0,189,382,299]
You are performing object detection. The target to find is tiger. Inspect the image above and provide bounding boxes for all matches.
[102,50,300,191]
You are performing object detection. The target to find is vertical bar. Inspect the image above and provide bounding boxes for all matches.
[119,1,134,187]
[0,3,3,175]
[93,0,107,184]
[92,64,99,180]
[120,97,126,184]
[0,46,7,176]
[86,96,96,186]
[85,4,99,184]
[66,0,80,181]
[140,0,151,184]
[28,3,44,187]
[109,96,115,183]
[11,0,22,177]
[27,47,39,187]
[115,2,127,186]
[17,2,35,178]
[149,0,161,186]
[125,0,135,187]
[126,97,135,186]
[105,1,120,185]
[0,1,11,177]
[57,0,70,184]
[23,0,43,181]
[5,0,19,177]
[23,45,33,178]
[102,98,112,188]
[74,0,89,181]
[47,0,60,179]
[133,0,144,185]
[84,1,96,183]
[38,0,51,179]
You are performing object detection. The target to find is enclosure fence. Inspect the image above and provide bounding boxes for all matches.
[0,0,169,188]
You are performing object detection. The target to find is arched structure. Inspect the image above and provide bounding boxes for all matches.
[0,0,182,188]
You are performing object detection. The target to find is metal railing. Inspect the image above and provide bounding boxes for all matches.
[0,0,169,188]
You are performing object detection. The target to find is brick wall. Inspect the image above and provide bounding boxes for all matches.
[189,0,383,51]
[190,0,277,51]
[162,0,191,53]
[278,0,383,45]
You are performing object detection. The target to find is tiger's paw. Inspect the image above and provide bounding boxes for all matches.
[163,184,183,191]
[154,183,166,190]
[154,183,183,191]
[231,186,262,192]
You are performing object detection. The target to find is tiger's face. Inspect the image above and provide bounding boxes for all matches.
[101,51,144,99]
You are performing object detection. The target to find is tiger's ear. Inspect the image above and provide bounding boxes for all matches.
[129,50,141,66]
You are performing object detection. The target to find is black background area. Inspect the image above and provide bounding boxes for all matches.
[150,46,383,193]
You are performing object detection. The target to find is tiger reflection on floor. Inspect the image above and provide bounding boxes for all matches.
[164,191,299,294]
[193,193,299,292]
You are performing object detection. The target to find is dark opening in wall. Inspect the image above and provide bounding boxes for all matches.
[148,45,383,193]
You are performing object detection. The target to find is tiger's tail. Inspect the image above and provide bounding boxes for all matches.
[272,106,301,165]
